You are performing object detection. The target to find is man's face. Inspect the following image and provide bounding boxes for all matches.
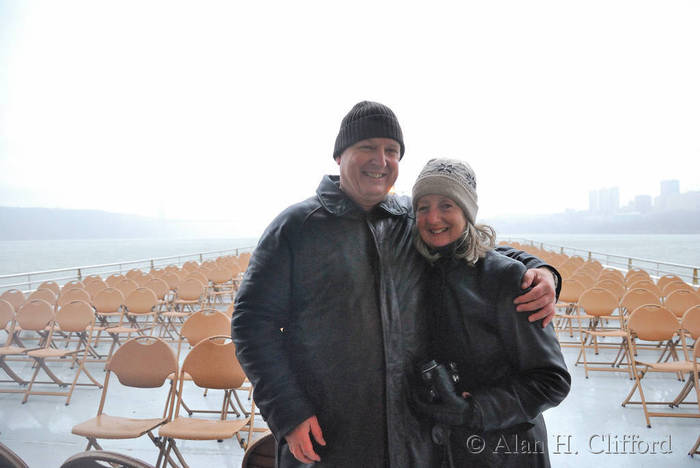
[335,138,400,211]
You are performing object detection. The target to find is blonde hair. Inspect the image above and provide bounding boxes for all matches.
[413,222,496,265]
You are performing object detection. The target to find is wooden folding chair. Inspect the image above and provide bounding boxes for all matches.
[241,432,276,468]
[0,289,25,314]
[206,267,235,305]
[61,450,155,468]
[102,288,159,364]
[22,299,102,405]
[621,305,697,427]
[553,279,586,345]
[38,281,61,297]
[164,309,237,418]
[575,287,630,378]
[71,336,178,456]
[0,299,54,392]
[156,336,255,467]
[0,441,29,468]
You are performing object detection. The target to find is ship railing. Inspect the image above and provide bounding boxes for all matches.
[504,237,699,286]
[0,246,255,294]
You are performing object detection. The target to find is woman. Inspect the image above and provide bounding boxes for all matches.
[410,158,571,468]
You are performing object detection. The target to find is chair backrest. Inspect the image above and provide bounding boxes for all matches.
[182,261,199,272]
[657,274,683,291]
[577,287,619,317]
[570,272,595,289]
[16,299,55,331]
[105,274,125,288]
[627,305,680,342]
[225,302,234,318]
[125,269,145,281]
[625,267,649,283]
[0,289,25,311]
[161,272,181,290]
[665,289,699,318]
[56,300,96,333]
[181,336,245,390]
[661,280,694,298]
[92,288,125,314]
[144,278,169,300]
[107,336,178,388]
[627,279,662,297]
[0,297,14,323]
[58,287,92,308]
[598,268,625,284]
[61,450,155,468]
[185,271,209,286]
[681,305,700,340]
[85,279,108,300]
[595,279,626,300]
[61,280,86,294]
[558,279,586,304]
[620,287,661,314]
[27,288,57,305]
[38,281,60,296]
[125,288,158,315]
[116,279,139,298]
[0,442,29,468]
[241,432,276,468]
[207,267,232,283]
[180,309,232,348]
[82,275,103,286]
[176,279,205,301]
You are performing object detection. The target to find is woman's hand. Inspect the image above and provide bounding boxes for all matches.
[514,268,557,327]
[285,415,326,464]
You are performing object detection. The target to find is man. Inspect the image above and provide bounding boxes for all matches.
[232,101,560,467]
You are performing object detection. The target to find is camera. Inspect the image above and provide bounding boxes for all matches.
[420,359,460,403]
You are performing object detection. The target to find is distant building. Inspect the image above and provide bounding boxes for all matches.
[660,179,680,196]
[653,179,699,211]
[633,195,652,213]
[589,187,619,214]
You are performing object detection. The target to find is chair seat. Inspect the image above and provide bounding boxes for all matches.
[106,326,140,334]
[27,347,74,358]
[635,360,694,373]
[158,416,248,440]
[584,330,627,338]
[72,414,167,439]
[167,371,192,381]
[0,346,28,356]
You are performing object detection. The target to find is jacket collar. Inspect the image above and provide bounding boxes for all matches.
[316,175,408,218]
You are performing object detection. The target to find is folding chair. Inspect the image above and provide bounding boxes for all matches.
[71,336,178,456]
[102,288,159,364]
[621,305,697,427]
[61,450,155,468]
[575,287,630,378]
[38,281,61,297]
[0,441,29,468]
[156,336,255,467]
[206,267,235,305]
[0,299,54,392]
[22,299,102,405]
[164,309,237,417]
[553,279,586,344]
[0,299,16,345]
[627,279,662,298]
[657,274,684,292]
[241,432,276,468]
[665,289,700,318]
[0,289,25,313]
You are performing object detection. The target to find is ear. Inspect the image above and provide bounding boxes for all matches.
[334,155,342,166]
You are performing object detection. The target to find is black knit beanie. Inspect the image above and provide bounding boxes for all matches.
[333,101,405,160]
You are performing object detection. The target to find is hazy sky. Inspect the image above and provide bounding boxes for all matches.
[1,1,698,238]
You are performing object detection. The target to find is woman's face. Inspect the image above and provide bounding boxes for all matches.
[416,194,467,248]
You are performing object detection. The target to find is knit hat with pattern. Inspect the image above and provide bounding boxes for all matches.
[412,158,479,224]
[333,101,405,160]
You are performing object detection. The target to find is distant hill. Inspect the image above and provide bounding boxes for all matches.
[0,206,205,240]
[485,210,700,234]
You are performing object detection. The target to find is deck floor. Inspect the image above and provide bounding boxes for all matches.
[1,327,699,467]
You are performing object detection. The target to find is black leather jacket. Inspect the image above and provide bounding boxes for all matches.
[232,175,559,468]
[426,250,571,467]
